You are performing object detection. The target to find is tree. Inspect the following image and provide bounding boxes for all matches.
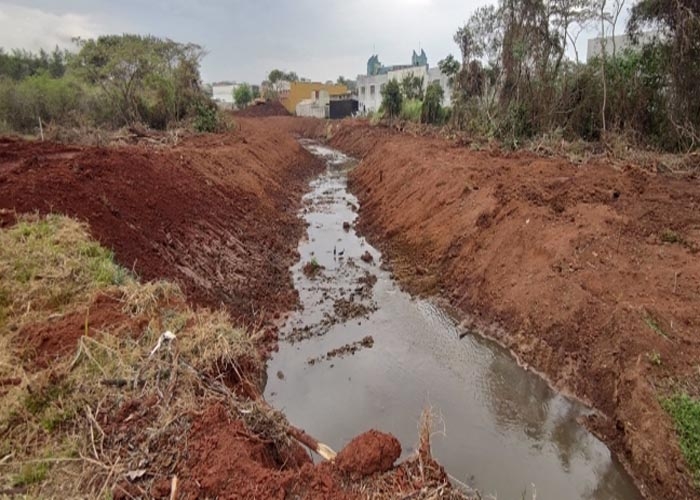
[234,83,253,108]
[336,75,357,92]
[72,34,206,127]
[268,69,284,84]
[400,73,424,100]
[438,55,460,86]
[380,79,402,118]
[421,82,445,124]
[629,0,700,147]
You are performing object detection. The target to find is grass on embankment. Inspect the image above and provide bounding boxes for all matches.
[0,214,288,498]
[663,393,700,485]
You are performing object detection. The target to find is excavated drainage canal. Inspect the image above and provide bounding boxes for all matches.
[265,141,642,500]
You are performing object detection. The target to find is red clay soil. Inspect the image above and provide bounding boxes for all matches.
[173,404,442,500]
[2,118,455,500]
[335,430,402,477]
[0,118,322,329]
[18,292,146,372]
[330,121,700,500]
[234,100,291,117]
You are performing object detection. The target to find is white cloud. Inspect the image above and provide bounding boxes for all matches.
[0,3,103,52]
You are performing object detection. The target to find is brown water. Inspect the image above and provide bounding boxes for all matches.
[265,141,642,500]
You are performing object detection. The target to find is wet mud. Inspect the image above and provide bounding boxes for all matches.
[266,141,643,500]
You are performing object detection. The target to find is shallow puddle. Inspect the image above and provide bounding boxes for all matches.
[265,141,642,500]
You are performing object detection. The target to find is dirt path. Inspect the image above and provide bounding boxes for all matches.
[329,121,700,500]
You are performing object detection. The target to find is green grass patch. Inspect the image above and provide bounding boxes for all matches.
[13,462,49,488]
[661,229,683,244]
[643,315,669,339]
[0,214,131,330]
[663,392,700,481]
[400,99,423,122]
[647,350,662,366]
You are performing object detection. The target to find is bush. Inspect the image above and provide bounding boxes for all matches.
[380,79,402,118]
[421,82,445,124]
[193,102,220,133]
[400,99,422,122]
[0,73,85,132]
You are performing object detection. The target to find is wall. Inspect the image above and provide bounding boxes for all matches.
[329,99,359,120]
[357,74,387,114]
[296,90,330,118]
[282,82,347,114]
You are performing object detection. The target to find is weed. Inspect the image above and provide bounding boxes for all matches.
[400,99,423,122]
[302,258,324,279]
[662,392,700,481]
[369,111,383,126]
[644,315,669,340]
[661,229,683,244]
[23,380,73,416]
[0,214,131,330]
[13,463,49,487]
[647,351,662,366]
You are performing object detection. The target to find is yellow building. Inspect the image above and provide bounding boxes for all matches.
[281,82,348,115]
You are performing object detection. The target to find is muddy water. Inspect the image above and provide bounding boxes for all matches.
[265,141,642,500]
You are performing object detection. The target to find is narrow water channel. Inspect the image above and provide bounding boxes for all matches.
[265,141,642,500]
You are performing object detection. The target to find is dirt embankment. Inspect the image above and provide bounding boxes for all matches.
[330,122,700,500]
[0,118,323,330]
[0,118,465,499]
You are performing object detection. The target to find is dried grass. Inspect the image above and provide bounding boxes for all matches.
[0,215,270,498]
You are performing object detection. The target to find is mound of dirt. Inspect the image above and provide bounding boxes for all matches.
[235,100,290,117]
[0,119,323,331]
[336,430,401,477]
[331,122,700,500]
[18,292,145,371]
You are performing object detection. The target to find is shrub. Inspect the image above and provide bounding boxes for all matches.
[421,82,445,124]
[193,102,220,133]
[380,79,402,119]
[400,99,422,122]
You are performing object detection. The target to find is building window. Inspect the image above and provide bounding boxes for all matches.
[361,86,366,96]
[370,85,375,96]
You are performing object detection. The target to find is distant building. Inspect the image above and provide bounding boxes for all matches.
[212,82,237,107]
[411,49,428,67]
[586,32,659,61]
[296,89,330,119]
[357,50,452,114]
[281,82,348,115]
[296,89,358,119]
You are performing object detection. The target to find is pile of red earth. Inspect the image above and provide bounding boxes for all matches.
[0,117,469,499]
[0,118,318,330]
[234,99,290,117]
[329,120,700,500]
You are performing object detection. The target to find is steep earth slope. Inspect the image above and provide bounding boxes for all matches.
[330,121,700,500]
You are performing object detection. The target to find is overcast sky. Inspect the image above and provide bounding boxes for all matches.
[0,1,626,84]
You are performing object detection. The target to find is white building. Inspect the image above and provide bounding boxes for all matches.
[356,56,452,114]
[586,32,660,61]
[296,90,330,119]
[212,83,237,106]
